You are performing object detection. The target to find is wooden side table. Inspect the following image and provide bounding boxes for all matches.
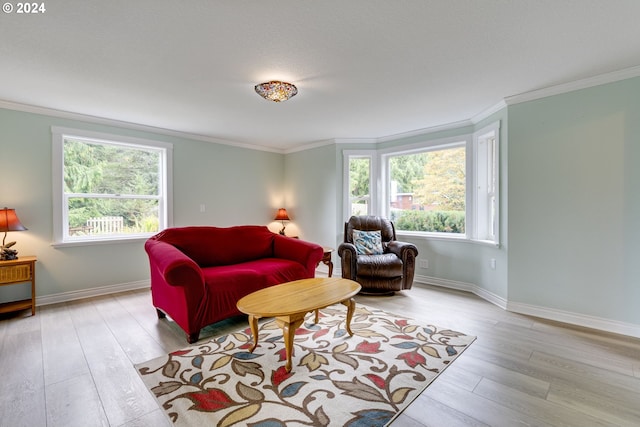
[321,247,334,277]
[0,256,37,316]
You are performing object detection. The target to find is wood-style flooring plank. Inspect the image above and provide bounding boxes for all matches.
[401,393,490,427]
[112,290,186,353]
[117,409,172,427]
[45,373,109,427]
[547,378,640,426]
[39,303,90,386]
[65,298,159,427]
[2,282,640,426]
[472,377,615,427]
[93,294,168,364]
[0,313,46,427]
[422,377,556,427]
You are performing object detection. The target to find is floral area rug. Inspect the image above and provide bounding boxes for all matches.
[136,304,475,427]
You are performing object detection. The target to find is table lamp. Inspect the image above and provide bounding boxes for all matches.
[274,208,290,235]
[0,207,27,260]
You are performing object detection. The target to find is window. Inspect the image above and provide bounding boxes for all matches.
[342,121,500,245]
[344,151,375,218]
[386,142,467,235]
[52,127,172,245]
[473,122,500,243]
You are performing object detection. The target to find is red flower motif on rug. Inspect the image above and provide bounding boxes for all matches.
[137,304,475,427]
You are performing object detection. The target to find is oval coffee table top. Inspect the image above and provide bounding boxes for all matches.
[237,277,361,317]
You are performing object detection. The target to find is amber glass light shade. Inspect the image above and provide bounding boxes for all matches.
[1,207,26,242]
[1,208,27,260]
[274,208,290,235]
[274,208,290,221]
[255,81,298,102]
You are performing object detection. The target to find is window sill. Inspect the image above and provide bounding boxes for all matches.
[52,235,150,248]
[396,231,500,248]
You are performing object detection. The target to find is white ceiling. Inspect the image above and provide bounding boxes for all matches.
[2,1,640,151]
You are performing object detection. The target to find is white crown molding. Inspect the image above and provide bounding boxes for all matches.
[284,138,337,154]
[414,274,640,339]
[334,138,378,145]
[3,66,639,155]
[471,100,508,124]
[0,99,284,154]
[376,119,473,144]
[505,65,640,106]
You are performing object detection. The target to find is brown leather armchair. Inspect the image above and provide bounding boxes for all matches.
[338,215,418,294]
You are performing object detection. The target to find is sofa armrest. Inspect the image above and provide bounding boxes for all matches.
[338,242,358,280]
[145,239,205,288]
[273,235,324,277]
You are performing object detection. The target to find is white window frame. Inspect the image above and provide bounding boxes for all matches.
[380,136,471,239]
[472,122,500,244]
[51,127,173,246]
[342,121,500,246]
[343,150,377,220]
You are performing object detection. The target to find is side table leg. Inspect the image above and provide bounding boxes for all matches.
[341,298,356,336]
[248,315,260,352]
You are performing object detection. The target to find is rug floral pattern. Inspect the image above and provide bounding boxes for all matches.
[137,304,475,427]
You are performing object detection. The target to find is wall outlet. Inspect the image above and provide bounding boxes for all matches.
[419,259,429,269]
[200,204,206,213]
[490,258,496,270]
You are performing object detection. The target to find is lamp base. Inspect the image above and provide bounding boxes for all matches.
[1,241,18,260]
[0,251,18,261]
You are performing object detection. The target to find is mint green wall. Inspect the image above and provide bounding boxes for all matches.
[3,75,638,328]
[0,108,284,300]
[508,77,640,324]
[317,112,509,301]
[284,144,337,247]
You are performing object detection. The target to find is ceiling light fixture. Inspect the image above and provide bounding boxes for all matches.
[254,81,298,102]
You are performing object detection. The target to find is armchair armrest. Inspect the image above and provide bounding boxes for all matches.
[273,235,324,276]
[386,240,418,260]
[387,240,418,290]
[338,242,358,280]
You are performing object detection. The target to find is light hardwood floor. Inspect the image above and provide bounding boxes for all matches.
[1,282,639,427]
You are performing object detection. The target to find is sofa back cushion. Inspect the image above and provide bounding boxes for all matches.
[151,225,275,267]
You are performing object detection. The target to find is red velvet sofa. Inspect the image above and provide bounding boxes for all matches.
[145,225,324,343]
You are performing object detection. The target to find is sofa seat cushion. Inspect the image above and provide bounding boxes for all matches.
[200,258,309,317]
[356,253,403,277]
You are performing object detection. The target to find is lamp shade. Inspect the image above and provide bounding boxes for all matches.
[274,208,290,221]
[0,208,27,232]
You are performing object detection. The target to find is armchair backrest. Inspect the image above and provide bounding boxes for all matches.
[344,215,397,244]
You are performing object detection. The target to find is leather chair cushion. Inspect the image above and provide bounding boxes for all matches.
[357,253,403,277]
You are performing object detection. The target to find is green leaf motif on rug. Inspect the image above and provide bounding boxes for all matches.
[137,304,476,427]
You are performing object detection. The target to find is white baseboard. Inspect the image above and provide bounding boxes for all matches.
[35,273,640,339]
[506,301,640,339]
[414,274,640,339]
[36,280,150,306]
[414,274,508,309]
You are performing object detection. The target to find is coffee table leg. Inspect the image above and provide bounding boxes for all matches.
[276,313,306,372]
[341,298,356,336]
[248,315,259,352]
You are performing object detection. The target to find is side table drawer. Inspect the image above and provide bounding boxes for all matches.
[0,264,32,283]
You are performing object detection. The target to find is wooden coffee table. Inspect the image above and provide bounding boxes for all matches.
[237,277,361,372]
